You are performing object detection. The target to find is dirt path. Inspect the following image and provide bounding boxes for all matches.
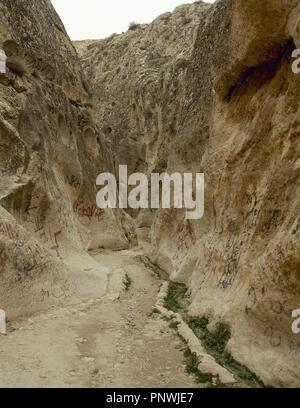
[0,249,199,388]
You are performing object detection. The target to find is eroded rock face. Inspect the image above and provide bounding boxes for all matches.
[76,3,209,175]
[0,0,135,318]
[0,0,299,387]
[79,0,300,386]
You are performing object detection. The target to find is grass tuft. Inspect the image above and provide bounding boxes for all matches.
[169,321,179,330]
[164,282,187,313]
[184,348,213,384]
[188,316,265,387]
[129,21,139,30]
[139,256,161,277]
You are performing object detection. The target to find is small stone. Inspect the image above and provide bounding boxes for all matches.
[212,377,218,386]
[81,357,95,363]
[76,337,88,344]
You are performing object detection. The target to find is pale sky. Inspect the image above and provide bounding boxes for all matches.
[51,0,215,41]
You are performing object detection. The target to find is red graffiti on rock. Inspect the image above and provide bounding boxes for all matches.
[73,197,104,221]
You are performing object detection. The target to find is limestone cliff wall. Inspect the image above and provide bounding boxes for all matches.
[78,0,300,386]
[0,0,134,318]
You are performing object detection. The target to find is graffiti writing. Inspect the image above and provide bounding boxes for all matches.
[218,238,244,289]
[73,196,104,221]
[264,326,282,348]
[48,228,62,258]
[12,239,49,277]
[65,175,81,190]
[171,218,197,263]
[0,222,19,241]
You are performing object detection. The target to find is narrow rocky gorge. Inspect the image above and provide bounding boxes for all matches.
[0,0,300,388]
